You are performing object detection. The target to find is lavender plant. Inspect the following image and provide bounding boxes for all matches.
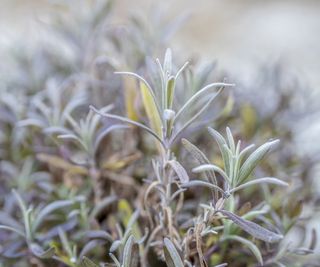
[0,1,319,266]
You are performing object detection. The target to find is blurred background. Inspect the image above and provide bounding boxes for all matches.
[1,0,320,135]
[0,0,320,262]
[1,0,319,170]
[1,0,320,85]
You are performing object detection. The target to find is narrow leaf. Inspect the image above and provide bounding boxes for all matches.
[223,235,263,265]
[81,256,99,267]
[226,127,235,153]
[192,164,230,184]
[220,210,283,243]
[90,106,165,148]
[123,235,139,267]
[207,127,230,176]
[238,140,280,183]
[0,225,25,237]
[166,76,176,109]
[29,243,55,259]
[171,87,223,144]
[182,180,225,195]
[163,238,184,267]
[168,160,189,183]
[175,82,233,122]
[163,48,172,75]
[181,138,218,201]
[33,199,77,231]
[230,177,288,193]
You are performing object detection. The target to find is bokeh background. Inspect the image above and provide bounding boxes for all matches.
[1,0,320,84]
[1,0,319,179]
[0,0,319,263]
[1,0,319,138]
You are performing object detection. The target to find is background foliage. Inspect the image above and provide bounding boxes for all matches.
[0,1,319,266]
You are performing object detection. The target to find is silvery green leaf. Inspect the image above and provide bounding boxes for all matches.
[58,134,87,151]
[168,160,189,183]
[192,164,230,184]
[94,124,129,152]
[114,72,160,113]
[220,210,283,243]
[226,127,235,153]
[123,235,139,267]
[163,48,172,75]
[163,238,184,267]
[80,240,106,260]
[175,61,189,79]
[171,87,224,144]
[90,106,165,148]
[241,205,270,221]
[0,211,23,232]
[223,235,263,265]
[85,230,113,241]
[81,256,99,267]
[175,82,232,123]
[110,240,122,253]
[12,190,32,241]
[126,209,140,232]
[90,195,117,219]
[33,199,77,231]
[88,105,114,136]
[109,253,121,267]
[61,93,87,120]
[229,177,288,193]
[0,225,25,237]
[181,138,218,194]
[44,126,72,135]
[182,180,225,195]
[29,243,55,259]
[291,248,314,255]
[207,127,230,175]
[309,228,317,251]
[12,189,27,216]
[17,118,46,128]
[238,144,255,163]
[238,139,280,184]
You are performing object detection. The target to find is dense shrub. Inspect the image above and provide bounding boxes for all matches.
[0,1,319,266]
